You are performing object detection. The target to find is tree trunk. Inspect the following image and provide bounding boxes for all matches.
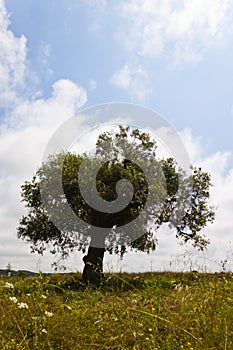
[82,212,108,286]
[82,246,105,286]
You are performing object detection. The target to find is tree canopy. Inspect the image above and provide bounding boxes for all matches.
[18,126,215,267]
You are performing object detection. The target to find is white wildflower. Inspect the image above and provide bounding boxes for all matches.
[17,302,29,309]
[65,305,72,310]
[41,294,47,299]
[5,282,14,289]
[41,329,47,334]
[45,311,53,317]
[9,296,18,303]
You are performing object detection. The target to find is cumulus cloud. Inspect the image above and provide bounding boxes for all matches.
[0,78,87,266]
[111,129,233,273]
[0,0,87,271]
[178,129,233,270]
[0,0,27,106]
[110,63,150,101]
[111,0,232,101]
[118,0,232,65]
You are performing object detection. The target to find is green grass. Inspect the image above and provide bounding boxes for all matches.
[1,271,233,349]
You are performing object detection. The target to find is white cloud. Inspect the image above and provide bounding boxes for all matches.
[83,0,107,32]
[0,78,87,270]
[0,1,88,271]
[106,130,233,273]
[0,0,27,106]
[118,0,233,65]
[178,128,204,163]
[89,79,97,90]
[37,42,53,77]
[111,64,132,89]
[84,0,107,13]
[110,63,150,101]
[179,129,233,269]
[110,0,232,100]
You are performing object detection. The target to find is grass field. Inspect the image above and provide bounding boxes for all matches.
[1,271,233,349]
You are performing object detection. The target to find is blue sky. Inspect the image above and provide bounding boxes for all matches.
[1,0,233,273]
[5,0,233,155]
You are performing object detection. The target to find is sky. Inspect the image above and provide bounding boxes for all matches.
[1,0,233,273]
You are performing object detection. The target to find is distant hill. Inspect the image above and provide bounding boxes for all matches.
[0,269,39,277]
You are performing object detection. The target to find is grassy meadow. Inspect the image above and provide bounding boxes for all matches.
[1,271,233,349]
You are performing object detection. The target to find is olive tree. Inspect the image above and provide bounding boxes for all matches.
[18,126,215,285]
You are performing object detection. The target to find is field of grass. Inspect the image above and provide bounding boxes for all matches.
[1,271,233,349]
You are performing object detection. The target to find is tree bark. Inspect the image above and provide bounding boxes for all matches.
[82,246,105,286]
[82,210,108,286]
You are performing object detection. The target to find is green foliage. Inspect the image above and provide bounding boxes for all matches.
[17,126,215,260]
[1,272,233,349]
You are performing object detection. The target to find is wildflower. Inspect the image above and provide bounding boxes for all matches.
[45,311,53,317]
[5,282,14,289]
[65,305,72,310]
[41,329,47,334]
[18,302,29,309]
[148,328,152,332]
[9,296,18,303]
[41,294,47,299]
[145,337,150,341]
[151,307,155,312]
